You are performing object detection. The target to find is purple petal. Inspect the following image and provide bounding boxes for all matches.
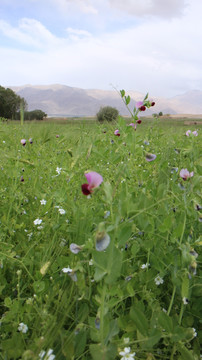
[96,232,110,251]
[180,168,189,180]
[136,101,143,108]
[186,130,191,136]
[85,172,103,189]
[145,153,156,162]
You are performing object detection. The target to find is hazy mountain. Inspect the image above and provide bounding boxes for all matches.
[10,84,202,116]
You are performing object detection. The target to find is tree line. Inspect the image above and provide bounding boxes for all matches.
[0,86,47,120]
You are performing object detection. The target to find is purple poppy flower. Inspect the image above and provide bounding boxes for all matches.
[180,168,194,180]
[29,138,33,144]
[136,101,144,108]
[128,123,135,127]
[21,139,26,146]
[192,130,198,136]
[114,129,120,136]
[145,153,156,161]
[136,101,146,111]
[186,130,191,136]
[81,171,103,195]
[136,119,142,124]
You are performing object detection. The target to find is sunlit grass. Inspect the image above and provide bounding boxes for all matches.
[0,118,201,360]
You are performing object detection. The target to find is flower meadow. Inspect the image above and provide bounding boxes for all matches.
[0,93,201,360]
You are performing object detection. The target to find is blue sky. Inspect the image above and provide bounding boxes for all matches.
[0,0,201,97]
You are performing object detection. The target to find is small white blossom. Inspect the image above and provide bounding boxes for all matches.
[154,275,164,285]
[124,338,130,344]
[56,167,62,175]
[192,328,197,337]
[89,259,93,266]
[141,263,150,269]
[37,225,43,230]
[119,347,136,360]
[182,297,189,305]
[62,266,72,273]
[39,348,55,360]
[40,199,47,205]
[33,218,42,226]
[18,322,28,333]
[58,208,66,215]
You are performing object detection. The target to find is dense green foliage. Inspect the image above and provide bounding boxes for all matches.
[0,118,201,360]
[96,106,119,122]
[0,86,26,119]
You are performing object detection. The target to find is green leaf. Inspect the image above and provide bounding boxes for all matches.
[103,182,113,204]
[120,89,125,97]
[130,304,149,336]
[105,319,119,344]
[33,280,45,293]
[117,223,132,246]
[74,329,87,358]
[90,344,117,360]
[178,344,195,360]
[105,245,123,284]
[144,328,161,349]
[181,276,189,299]
[158,312,173,333]
[125,95,131,105]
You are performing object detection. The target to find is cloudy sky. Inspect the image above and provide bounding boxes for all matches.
[0,0,201,97]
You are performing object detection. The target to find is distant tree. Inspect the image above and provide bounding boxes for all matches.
[0,86,27,119]
[159,111,163,116]
[16,109,47,121]
[28,110,47,120]
[96,106,119,122]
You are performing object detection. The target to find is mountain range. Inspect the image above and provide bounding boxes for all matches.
[10,84,202,117]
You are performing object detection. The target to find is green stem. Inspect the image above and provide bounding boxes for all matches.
[167,285,176,316]
[178,303,184,325]
[180,213,186,245]
[100,282,107,346]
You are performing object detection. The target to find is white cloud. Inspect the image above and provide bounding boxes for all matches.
[0,18,64,48]
[66,27,91,40]
[50,0,98,14]
[109,0,188,18]
[0,1,202,96]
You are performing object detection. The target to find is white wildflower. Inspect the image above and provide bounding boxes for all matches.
[39,348,55,360]
[182,297,189,305]
[33,218,42,226]
[58,208,66,215]
[40,199,47,205]
[154,275,164,285]
[56,167,62,175]
[141,263,150,269]
[89,259,93,266]
[18,322,28,333]
[192,328,197,337]
[62,266,72,273]
[119,347,136,360]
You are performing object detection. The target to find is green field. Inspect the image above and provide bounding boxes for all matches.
[0,117,201,360]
